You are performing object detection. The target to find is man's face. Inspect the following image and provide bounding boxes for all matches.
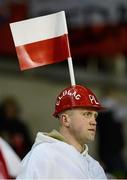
[67,108,98,145]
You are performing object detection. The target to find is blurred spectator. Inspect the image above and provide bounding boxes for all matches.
[0,136,20,179]
[0,96,33,159]
[97,88,127,178]
[0,0,28,55]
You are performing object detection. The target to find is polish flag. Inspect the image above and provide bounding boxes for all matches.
[0,150,9,179]
[10,11,71,70]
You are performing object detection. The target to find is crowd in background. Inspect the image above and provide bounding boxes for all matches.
[97,88,127,178]
[0,96,33,159]
[0,96,33,178]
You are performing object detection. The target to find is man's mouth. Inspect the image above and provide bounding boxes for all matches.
[88,129,96,132]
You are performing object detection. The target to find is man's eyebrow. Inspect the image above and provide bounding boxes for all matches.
[82,111,92,114]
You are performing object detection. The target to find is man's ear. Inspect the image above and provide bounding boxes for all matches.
[60,114,70,127]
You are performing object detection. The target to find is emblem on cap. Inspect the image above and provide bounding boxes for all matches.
[56,89,81,106]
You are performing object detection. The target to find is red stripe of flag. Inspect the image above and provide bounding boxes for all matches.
[16,34,71,70]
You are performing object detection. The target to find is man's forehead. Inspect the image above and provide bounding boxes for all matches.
[71,107,98,114]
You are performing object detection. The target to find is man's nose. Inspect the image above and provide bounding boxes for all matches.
[90,116,97,126]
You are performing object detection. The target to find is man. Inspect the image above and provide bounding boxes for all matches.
[0,96,33,159]
[17,85,107,179]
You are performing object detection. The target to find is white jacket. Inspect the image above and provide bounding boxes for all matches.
[17,130,107,179]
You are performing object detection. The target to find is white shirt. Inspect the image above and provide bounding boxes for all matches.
[17,132,107,179]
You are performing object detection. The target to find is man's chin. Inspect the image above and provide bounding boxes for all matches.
[87,136,95,142]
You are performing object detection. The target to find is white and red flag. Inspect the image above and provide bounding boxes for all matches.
[10,11,71,70]
[0,137,21,178]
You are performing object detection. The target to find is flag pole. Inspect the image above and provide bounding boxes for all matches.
[67,57,76,86]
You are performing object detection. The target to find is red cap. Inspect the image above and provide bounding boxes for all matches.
[53,85,104,118]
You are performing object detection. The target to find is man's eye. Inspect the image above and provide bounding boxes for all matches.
[83,112,92,117]
[95,113,98,119]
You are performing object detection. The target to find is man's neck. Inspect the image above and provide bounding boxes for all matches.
[59,128,84,153]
